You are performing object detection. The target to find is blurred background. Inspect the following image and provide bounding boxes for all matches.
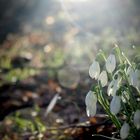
[0,0,140,139]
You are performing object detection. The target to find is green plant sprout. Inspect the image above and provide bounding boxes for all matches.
[85,46,140,139]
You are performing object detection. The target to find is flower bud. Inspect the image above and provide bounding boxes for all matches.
[106,54,116,73]
[89,61,100,80]
[120,122,130,139]
[127,67,139,88]
[110,95,121,115]
[85,91,97,117]
[98,70,108,87]
[134,109,140,129]
[86,105,97,117]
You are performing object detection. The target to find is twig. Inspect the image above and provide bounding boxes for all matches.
[46,119,111,130]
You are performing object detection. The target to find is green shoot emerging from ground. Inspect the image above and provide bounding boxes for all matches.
[86,46,140,139]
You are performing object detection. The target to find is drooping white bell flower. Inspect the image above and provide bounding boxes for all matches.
[120,122,130,139]
[89,61,100,80]
[105,54,116,73]
[85,91,97,106]
[98,70,108,87]
[134,109,140,129]
[127,67,139,88]
[85,90,97,117]
[107,78,120,96]
[110,95,121,115]
[86,105,97,117]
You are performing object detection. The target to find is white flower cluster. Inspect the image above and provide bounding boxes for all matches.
[85,47,140,139]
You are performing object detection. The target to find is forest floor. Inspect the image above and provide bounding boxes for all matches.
[0,71,118,140]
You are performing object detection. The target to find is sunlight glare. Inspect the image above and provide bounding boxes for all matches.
[44,45,52,53]
[65,0,90,2]
[45,16,55,25]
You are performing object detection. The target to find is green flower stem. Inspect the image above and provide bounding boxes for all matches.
[121,101,131,122]
[122,52,132,67]
[136,87,140,96]
[114,47,134,70]
[123,71,137,111]
[96,85,121,129]
[98,50,107,61]
[113,46,126,66]
[98,96,121,129]
[108,73,113,81]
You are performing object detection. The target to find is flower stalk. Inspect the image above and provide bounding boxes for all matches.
[85,46,140,139]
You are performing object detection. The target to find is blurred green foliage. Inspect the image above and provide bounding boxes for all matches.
[0,42,41,86]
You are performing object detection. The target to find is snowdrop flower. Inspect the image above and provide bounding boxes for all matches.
[134,109,140,129]
[89,61,100,80]
[106,54,116,73]
[86,105,97,117]
[110,95,121,115]
[85,91,97,107]
[127,67,139,88]
[98,70,108,87]
[120,122,130,139]
[107,78,119,96]
[85,90,97,117]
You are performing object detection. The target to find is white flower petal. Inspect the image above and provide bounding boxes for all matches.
[126,66,133,76]
[85,91,97,117]
[106,54,116,73]
[107,79,118,96]
[107,76,121,96]
[127,67,139,88]
[86,105,97,117]
[120,122,130,139]
[89,61,100,79]
[85,91,97,106]
[98,71,108,87]
[110,95,121,115]
[108,81,114,96]
[134,109,140,129]
[130,72,138,87]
